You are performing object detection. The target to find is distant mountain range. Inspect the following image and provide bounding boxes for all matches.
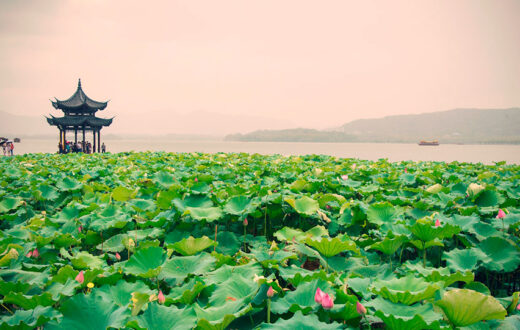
[226,108,520,144]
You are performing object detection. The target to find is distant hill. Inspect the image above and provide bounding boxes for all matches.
[0,110,55,138]
[225,128,357,142]
[337,108,520,144]
[225,108,520,144]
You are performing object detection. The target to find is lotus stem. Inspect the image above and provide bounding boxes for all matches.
[264,206,267,237]
[423,247,427,268]
[214,224,218,252]
[267,298,271,323]
[1,303,13,315]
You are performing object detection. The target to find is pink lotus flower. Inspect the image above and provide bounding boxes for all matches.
[115,252,121,261]
[243,218,248,226]
[31,249,39,258]
[356,301,366,314]
[435,219,441,227]
[341,175,348,180]
[194,178,198,182]
[516,303,520,310]
[267,286,275,298]
[75,270,84,284]
[404,168,408,173]
[321,293,334,309]
[497,209,506,219]
[315,288,324,304]
[158,290,165,304]
[26,251,32,258]
[78,226,83,233]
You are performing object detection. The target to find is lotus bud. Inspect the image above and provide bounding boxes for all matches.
[75,270,84,284]
[341,175,348,180]
[267,286,275,298]
[243,218,248,226]
[78,226,83,233]
[194,178,198,182]
[434,219,441,227]
[26,250,33,258]
[497,209,506,219]
[158,290,165,304]
[404,168,408,173]
[517,303,520,310]
[321,293,334,309]
[356,301,366,314]
[115,252,121,261]
[315,288,324,304]
[32,249,40,258]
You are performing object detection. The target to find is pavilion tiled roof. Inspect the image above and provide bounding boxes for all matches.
[51,79,108,112]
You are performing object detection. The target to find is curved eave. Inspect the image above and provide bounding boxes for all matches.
[52,81,109,111]
[46,115,113,127]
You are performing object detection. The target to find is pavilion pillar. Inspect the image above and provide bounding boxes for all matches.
[63,129,66,144]
[82,126,86,152]
[97,130,101,153]
[74,128,78,144]
[93,129,96,153]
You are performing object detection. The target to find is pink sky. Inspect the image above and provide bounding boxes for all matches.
[0,0,519,135]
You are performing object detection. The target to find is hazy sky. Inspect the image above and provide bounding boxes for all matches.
[1,1,519,134]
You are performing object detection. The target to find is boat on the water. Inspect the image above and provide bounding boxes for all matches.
[418,140,439,146]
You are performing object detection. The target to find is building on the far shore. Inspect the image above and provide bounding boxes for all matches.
[46,79,113,153]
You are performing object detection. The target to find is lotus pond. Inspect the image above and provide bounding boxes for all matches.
[1,152,520,329]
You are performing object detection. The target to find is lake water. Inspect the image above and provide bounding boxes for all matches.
[8,138,520,164]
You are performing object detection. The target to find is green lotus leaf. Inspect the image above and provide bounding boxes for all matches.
[195,299,252,330]
[271,279,333,314]
[248,246,297,267]
[127,198,156,213]
[260,310,342,329]
[56,177,83,191]
[205,262,262,286]
[160,253,216,283]
[208,274,259,305]
[171,236,217,256]
[474,189,504,207]
[36,184,60,201]
[70,251,105,270]
[124,246,166,278]
[215,231,241,255]
[157,190,179,209]
[289,178,310,192]
[0,305,59,328]
[166,278,206,304]
[173,195,213,212]
[111,186,135,202]
[371,275,442,305]
[464,282,491,295]
[368,235,408,255]
[153,171,177,188]
[3,292,55,310]
[0,269,51,287]
[442,248,486,272]
[408,217,461,242]
[90,205,132,231]
[273,226,328,242]
[0,197,22,213]
[435,289,506,327]
[45,279,81,300]
[97,280,154,306]
[136,303,197,330]
[367,202,401,226]
[318,193,347,208]
[402,262,474,287]
[305,236,360,258]
[46,293,131,330]
[399,173,416,186]
[224,195,259,216]
[474,236,520,272]
[366,297,443,330]
[278,265,334,286]
[285,196,319,216]
[184,207,223,222]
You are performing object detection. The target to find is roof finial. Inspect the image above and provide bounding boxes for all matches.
[78,78,82,88]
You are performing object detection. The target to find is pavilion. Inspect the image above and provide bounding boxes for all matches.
[46,79,113,153]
